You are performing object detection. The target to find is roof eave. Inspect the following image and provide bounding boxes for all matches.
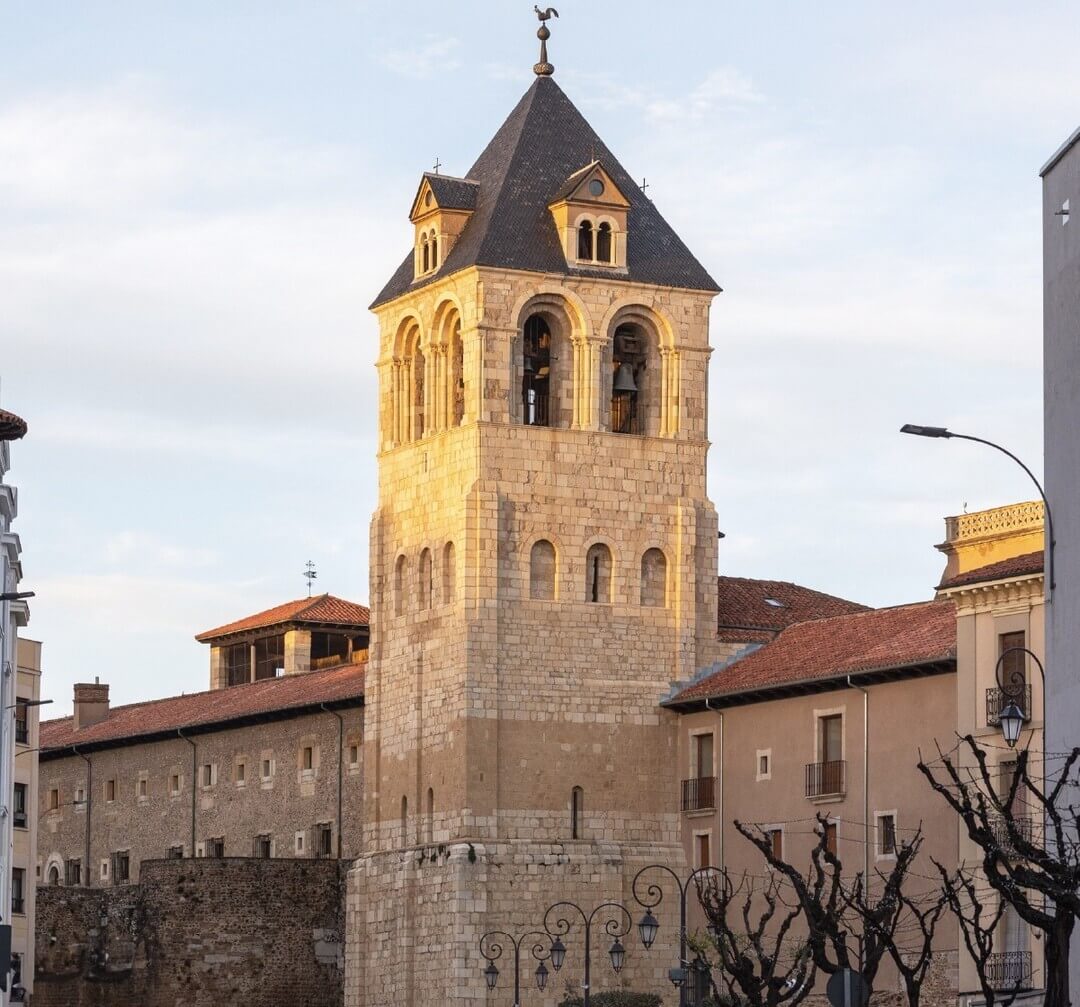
[40,692,365,762]
[664,656,957,712]
[1040,124,1080,177]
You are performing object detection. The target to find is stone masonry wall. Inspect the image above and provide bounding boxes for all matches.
[34,858,345,1007]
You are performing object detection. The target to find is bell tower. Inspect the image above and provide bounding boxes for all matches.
[347,25,722,1006]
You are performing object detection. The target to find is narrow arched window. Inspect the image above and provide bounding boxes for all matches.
[586,543,612,603]
[530,539,557,600]
[577,220,594,260]
[426,787,434,844]
[571,787,584,839]
[640,548,668,607]
[442,542,456,604]
[419,548,433,609]
[597,222,613,263]
[430,232,439,269]
[394,555,407,616]
[401,796,408,847]
[422,237,430,273]
[450,319,464,427]
[521,314,552,427]
[412,343,426,439]
[48,865,60,886]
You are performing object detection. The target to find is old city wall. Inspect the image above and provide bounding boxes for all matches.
[34,858,346,1007]
[39,707,364,882]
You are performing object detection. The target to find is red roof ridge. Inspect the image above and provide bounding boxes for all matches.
[40,662,364,753]
[195,593,370,642]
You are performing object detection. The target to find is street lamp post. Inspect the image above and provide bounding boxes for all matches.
[899,424,1055,593]
[994,646,1046,749]
[479,929,553,1006]
[544,900,632,1007]
[632,864,717,1007]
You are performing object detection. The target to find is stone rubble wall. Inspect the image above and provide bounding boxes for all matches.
[34,857,346,1007]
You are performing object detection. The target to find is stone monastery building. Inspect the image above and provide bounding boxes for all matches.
[34,26,1049,1007]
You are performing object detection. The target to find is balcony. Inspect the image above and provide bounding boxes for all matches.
[989,813,1034,854]
[987,685,1033,727]
[805,760,846,799]
[987,951,1033,992]
[681,776,716,812]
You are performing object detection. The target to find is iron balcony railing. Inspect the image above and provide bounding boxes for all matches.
[681,776,717,812]
[989,813,1034,854]
[987,685,1033,726]
[987,951,1033,992]
[806,760,846,799]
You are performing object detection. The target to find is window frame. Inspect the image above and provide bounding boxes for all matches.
[876,810,899,860]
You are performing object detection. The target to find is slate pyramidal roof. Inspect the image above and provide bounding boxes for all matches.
[372,75,720,308]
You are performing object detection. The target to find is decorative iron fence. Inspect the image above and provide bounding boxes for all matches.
[805,760,846,799]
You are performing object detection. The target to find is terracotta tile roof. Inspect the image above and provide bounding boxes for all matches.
[195,594,370,642]
[937,551,1044,590]
[0,408,27,441]
[672,600,956,706]
[716,576,869,643]
[372,76,719,308]
[40,661,365,754]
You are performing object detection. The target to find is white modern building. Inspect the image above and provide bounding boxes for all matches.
[1042,125,1080,1003]
[0,397,29,1003]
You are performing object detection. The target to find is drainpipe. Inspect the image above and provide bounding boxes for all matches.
[72,746,91,884]
[177,730,196,856]
[704,699,723,868]
[846,677,870,897]
[321,704,345,859]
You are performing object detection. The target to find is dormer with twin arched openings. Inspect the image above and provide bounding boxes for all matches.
[409,173,479,281]
[548,161,630,272]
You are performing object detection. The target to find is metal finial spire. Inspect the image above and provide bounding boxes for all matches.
[303,560,318,598]
[533,6,558,76]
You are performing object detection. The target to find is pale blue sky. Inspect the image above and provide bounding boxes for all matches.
[2,2,1074,713]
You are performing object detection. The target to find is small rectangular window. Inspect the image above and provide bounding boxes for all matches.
[49,788,60,811]
[13,783,27,829]
[303,746,314,771]
[349,744,359,765]
[170,773,181,795]
[12,868,25,914]
[106,779,116,802]
[75,787,85,807]
[255,834,272,859]
[767,828,783,860]
[824,821,838,856]
[138,778,148,798]
[202,764,213,788]
[696,833,711,869]
[262,758,273,779]
[878,814,897,857]
[167,845,184,860]
[236,761,246,784]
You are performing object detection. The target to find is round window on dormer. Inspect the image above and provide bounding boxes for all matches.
[589,179,604,198]
[425,191,433,207]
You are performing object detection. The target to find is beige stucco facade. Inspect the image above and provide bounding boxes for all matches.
[14,638,41,999]
[936,502,1047,1002]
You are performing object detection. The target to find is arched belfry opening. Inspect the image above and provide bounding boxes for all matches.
[610,323,647,435]
[521,313,552,427]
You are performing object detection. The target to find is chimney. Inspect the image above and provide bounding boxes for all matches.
[73,678,110,730]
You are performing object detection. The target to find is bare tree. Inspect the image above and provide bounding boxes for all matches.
[696,869,816,1007]
[935,864,1022,1007]
[839,833,949,1007]
[919,737,1080,1007]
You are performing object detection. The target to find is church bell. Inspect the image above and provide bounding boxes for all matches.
[612,362,637,395]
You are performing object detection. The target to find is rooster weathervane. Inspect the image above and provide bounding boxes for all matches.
[533,6,559,77]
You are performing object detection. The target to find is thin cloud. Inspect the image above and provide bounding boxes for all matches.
[380,35,461,79]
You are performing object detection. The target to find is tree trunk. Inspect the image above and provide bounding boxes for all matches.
[1044,910,1074,1007]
